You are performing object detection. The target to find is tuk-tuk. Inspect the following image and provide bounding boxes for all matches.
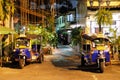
[11,34,44,68]
[81,33,111,73]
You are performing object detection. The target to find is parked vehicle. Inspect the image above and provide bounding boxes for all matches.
[11,34,44,68]
[81,33,111,73]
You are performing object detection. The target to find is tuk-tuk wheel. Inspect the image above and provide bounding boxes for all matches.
[19,58,25,69]
[99,62,104,73]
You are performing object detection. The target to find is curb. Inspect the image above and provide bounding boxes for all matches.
[111,60,120,65]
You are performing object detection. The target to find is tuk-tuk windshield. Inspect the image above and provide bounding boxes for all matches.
[16,38,30,46]
[93,38,109,44]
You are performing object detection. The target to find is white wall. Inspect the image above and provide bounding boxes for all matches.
[86,11,120,36]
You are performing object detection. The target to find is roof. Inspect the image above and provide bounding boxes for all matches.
[26,34,41,39]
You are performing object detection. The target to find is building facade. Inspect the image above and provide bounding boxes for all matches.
[86,0,120,37]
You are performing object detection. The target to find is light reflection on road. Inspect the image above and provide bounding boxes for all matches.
[51,45,80,67]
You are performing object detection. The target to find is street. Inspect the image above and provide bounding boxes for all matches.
[0,45,120,80]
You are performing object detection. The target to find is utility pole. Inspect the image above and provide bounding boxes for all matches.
[50,0,55,31]
[41,0,44,27]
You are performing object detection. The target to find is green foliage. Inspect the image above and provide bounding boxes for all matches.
[71,27,83,45]
[109,27,120,45]
[116,36,120,46]
[31,39,41,45]
[49,32,58,47]
[46,17,55,32]
[109,27,119,53]
[62,32,68,35]
[95,8,113,26]
[95,8,113,32]
[117,36,120,50]
[0,0,15,21]
[26,25,55,46]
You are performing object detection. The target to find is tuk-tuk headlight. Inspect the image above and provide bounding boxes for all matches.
[91,50,94,54]
[26,44,29,47]
[16,44,19,47]
[13,49,16,52]
[28,49,31,51]
[99,50,105,58]
[20,49,24,52]
[109,51,111,54]
[100,50,104,55]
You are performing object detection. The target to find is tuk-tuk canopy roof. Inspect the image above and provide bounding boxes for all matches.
[16,34,41,40]
[82,33,97,40]
[16,34,30,40]
[82,33,110,42]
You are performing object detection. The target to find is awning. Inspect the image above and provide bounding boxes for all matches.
[82,34,97,40]
[0,27,16,34]
[26,34,41,39]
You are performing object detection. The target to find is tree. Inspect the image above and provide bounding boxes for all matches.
[26,25,55,47]
[0,0,15,63]
[0,0,15,43]
[71,27,83,50]
[57,0,73,14]
[0,0,15,26]
[77,0,87,25]
[77,0,87,18]
[0,0,15,40]
[109,27,118,55]
[95,8,113,33]
[117,36,120,49]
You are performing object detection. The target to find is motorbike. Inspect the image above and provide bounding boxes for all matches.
[11,34,44,68]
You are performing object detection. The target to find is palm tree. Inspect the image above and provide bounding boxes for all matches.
[109,27,119,59]
[0,0,15,64]
[0,0,15,47]
[95,8,113,33]
[71,27,83,52]
[0,0,15,26]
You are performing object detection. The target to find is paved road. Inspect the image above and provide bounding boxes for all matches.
[0,45,120,80]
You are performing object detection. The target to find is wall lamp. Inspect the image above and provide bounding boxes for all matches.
[89,0,111,7]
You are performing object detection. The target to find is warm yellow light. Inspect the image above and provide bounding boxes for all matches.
[87,1,120,7]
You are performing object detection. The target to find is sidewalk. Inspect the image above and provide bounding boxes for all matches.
[111,60,120,64]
